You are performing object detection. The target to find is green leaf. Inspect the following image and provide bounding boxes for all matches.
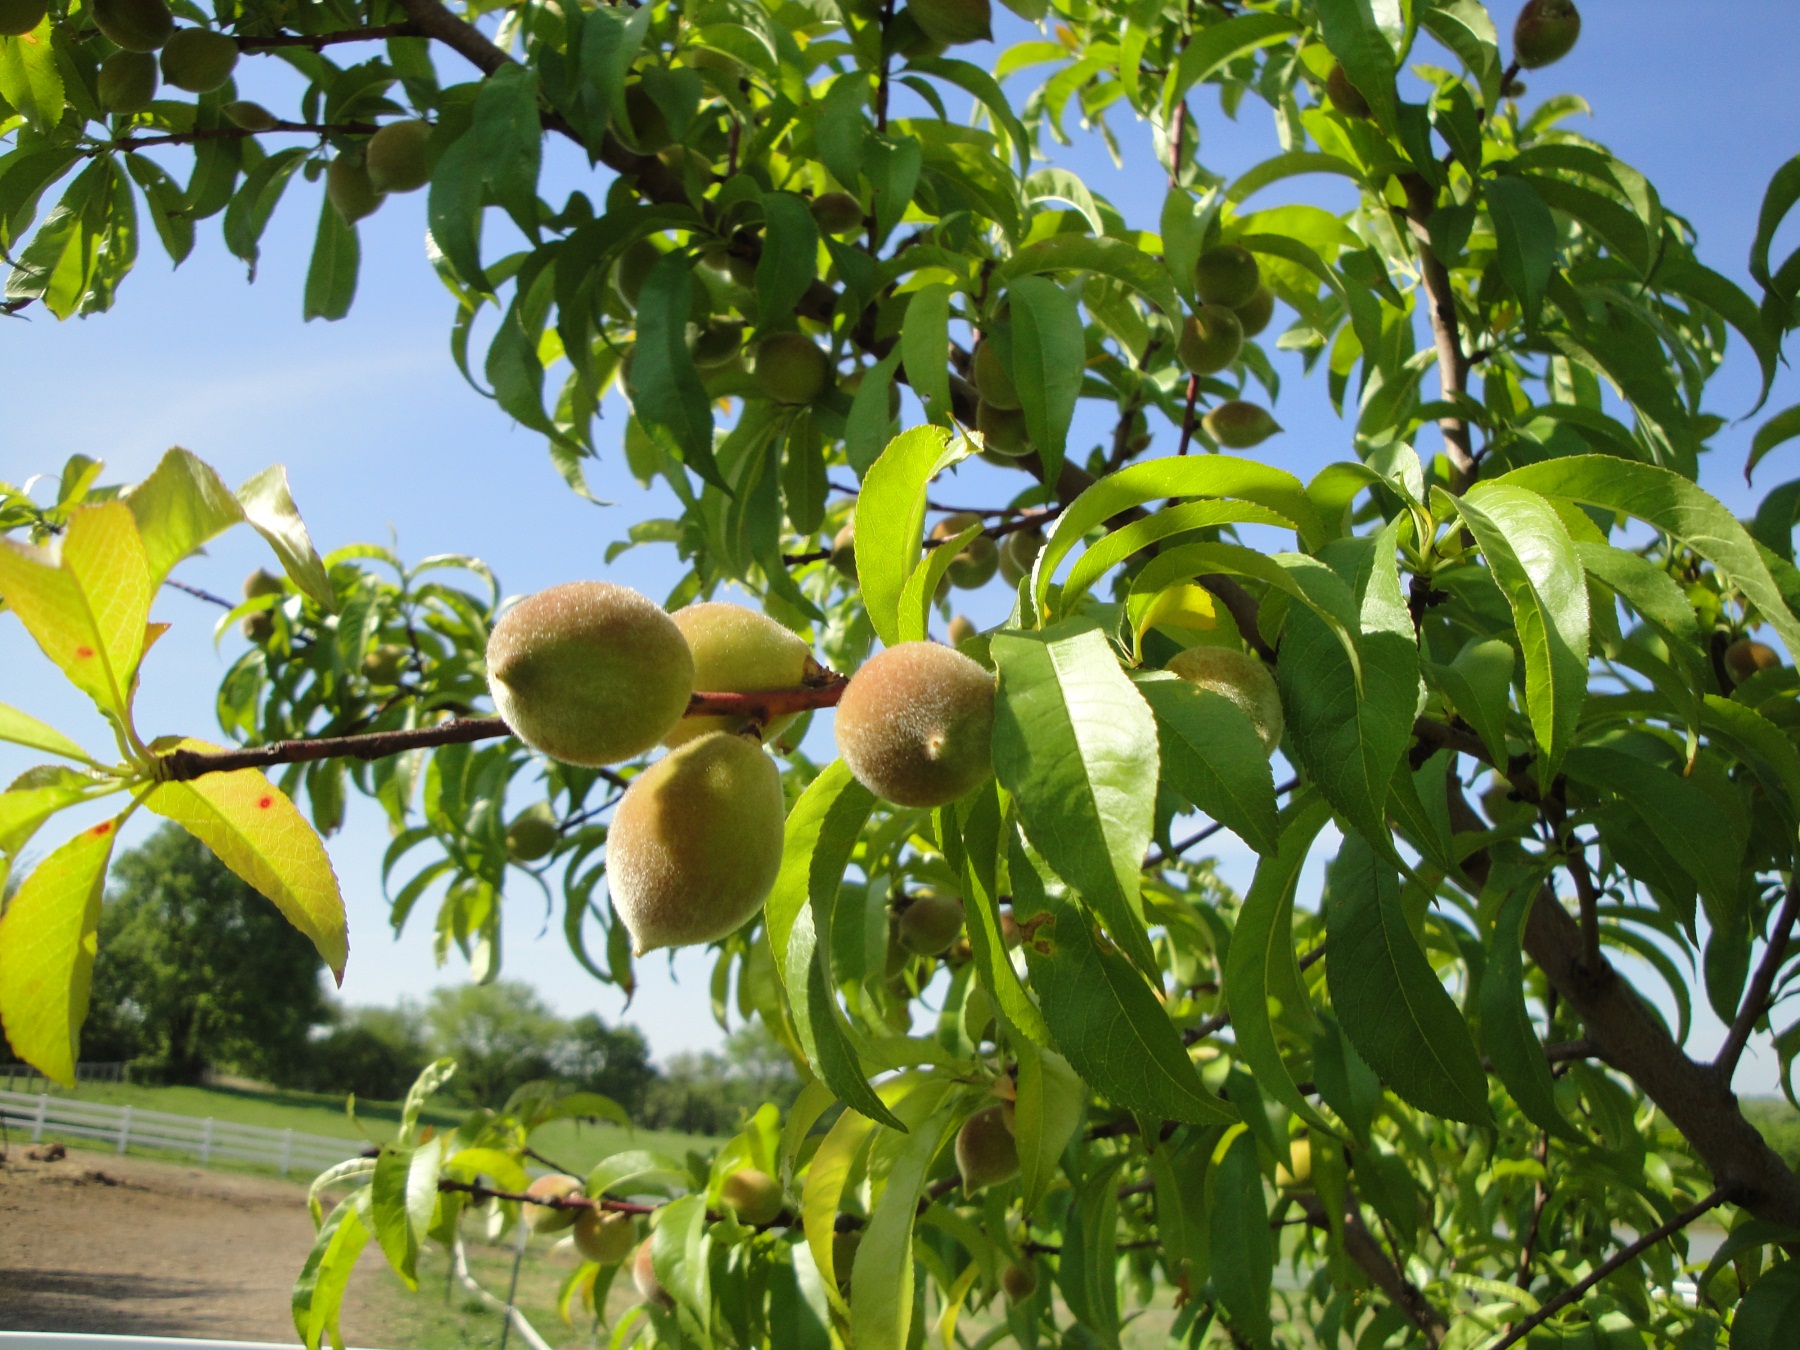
[1013,1040,1083,1214]
[291,1191,370,1350]
[1223,793,1333,1132]
[630,251,726,493]
[1485,175,1558,329]
[801,1105,876,1317]
[950,784,1050,1045]
[865,133,921,248]
[123,447,247,589]
[992,622,1160,975]
[1457,483,1589,787]
[1419,0,1502,107]
[845,348,903,477]
[1061,500,1294,613]
[898,516,980,644]
[1209,1130,1274,1350]
[996,234,1180,317]
[425,64,543,291]
[221,147,306,272]
[1313,0,1398,132]
[0,816,117,1085]
[1166,13,1305,111]
[235,464,336,613]
[0,26,64,133]
[1011,834,1234,1125]
[853,426,969,647]
[1750,155,1800,297]
[0,702,97,765]
[650,1192,711,1329]
[1324,830,1492,1125]
[911,57,1031,172]
[401,1059,457,1143]
[371,1140,441,1286]
[144,740,349,980]
[1006,275,1084,485]
[1732,1260,1800,1350]
[1432,638,1515,769]
[1134,671,1280,856]
[1481,869,1581,1141]
[302,195,359,323]
[900,280,954,425]
[1748,405,1800,485]
[756,192,821,331]
[0,771,107,858]
[1575,540,1698,643]
[1501,457,1800,667]
[1058,1154,1125,1344]
[850,1099,956,1350]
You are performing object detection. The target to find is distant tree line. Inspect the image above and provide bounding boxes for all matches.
[22,825,794,1133]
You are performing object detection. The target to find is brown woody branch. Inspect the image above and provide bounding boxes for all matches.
[89,121,377,154]
[1298,1192,1447,1346]
[236,22,422,49]
[1400,175,1479,493]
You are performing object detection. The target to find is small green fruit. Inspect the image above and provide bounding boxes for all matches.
[326,154,384,224]
[1177,304,1244,375]
[719,1168,784,1226]
[93,0,173,52]
[898,891,964,956]
[243,568,285,600]
[976,400,1032,457]
[691,319,744,368]
[830,523,858,580]
[666,602,815,748]
[947,615,977,647]
[614,239,663,311]
[1166,646,1283,755]
[1725,638,1781,683]
[1234,285,1276,338]
[505,813,560,864]
[361,644,407,686]
[159,28,238,94]
[931,514,999,589]
[633,1239,673,1306]
[754,333,831,405]
[1481,782,1535,827]
[574,1209,635,1265]
[1276,1136,1313,1192]
[906,0,991,46]
[1325,63,1371,118]
[487,580,695,768]
[997,528,1043,588]
[1202,400,1282,449]
[223,100,277,131]
[810,191,865,237]
[1194,244,1261,308]
[955,1105,1018,1194]
[366,119,433,193]
[608,732,786,955]
[1513,0,1580,69]
[98,50,158,114]
[0,0,47,36]
[241,610,275,644]
[971,339,1020,411]
[526,1174,583,1233]
[835,641,995,808]
[1002,1261,1038,1301]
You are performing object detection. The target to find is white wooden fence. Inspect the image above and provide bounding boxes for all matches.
[0,1089,363,1177]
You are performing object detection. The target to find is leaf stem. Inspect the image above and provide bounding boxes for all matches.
[1716,875,1800,1082]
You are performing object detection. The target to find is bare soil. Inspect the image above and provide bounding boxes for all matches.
[0,1147,395,1342]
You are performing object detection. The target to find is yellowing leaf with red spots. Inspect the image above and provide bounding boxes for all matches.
[0,501,152,719]
[145,741,348,979]
[0,816,119,1085]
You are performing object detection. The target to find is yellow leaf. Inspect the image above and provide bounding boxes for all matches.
[0,501,152,719]
[0,701,99,765]
[145,740,348,979]
[0,816,119,1085]
[123,448,247,587]
[1138,582,1219,639]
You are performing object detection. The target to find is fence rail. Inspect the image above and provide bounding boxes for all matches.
[0,1089,365,1177]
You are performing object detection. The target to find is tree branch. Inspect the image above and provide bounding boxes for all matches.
[1485,1187,1730,1350]
[236,22,422,49]
[88,121,377,154]
[1400,175,1478,493]
[1299,1192,1447,1346]
[1717,875,1800,1081]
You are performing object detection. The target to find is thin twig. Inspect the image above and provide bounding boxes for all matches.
[1717,876,1800,1081]
[1564,839,1603,973]
[1485,1188,1730,1350]
[1176,375,1200,456]
[162,578,234,609]
[86,120,377,154]
[235,22,421,49]
[1145,777,1301,868]
[1399,175,1478,492]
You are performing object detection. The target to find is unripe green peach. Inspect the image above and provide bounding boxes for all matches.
[613,239,662,311]
[1166,646,1283,755]
[1001,1261,1037,1301]
[366,119,433,193]
[997,528,1044,588]
[1275,1136,1313,1192]
[1177,304,1244,375]
[1234,285,1276,338]
[726,252,759,289]
[830,523,858,580]
[608,732,785,955]
[719,1168,784,1226]
[1726,638,1781,683]
[835,641,995,808]
[1194,244,1261,309]
[241,610,275,644]
[326,154,384,224]
[623,81,673,153]
[666,602,814,748]
[487,581,695,768]
[1481,782,1534,827]
[505,812,560,864]
[159,27,237,93]
[976,400,1031,457]
[93,0,173,52]
[906,0,990,46]
[526,1174,583,1233]
[948,615,977,647]
[754,333,831,405]
[633,1239,673,1306]
[0,0,46,36]
[223,100,277,131]
[691,319,744,368]
[1203,401,1282,449]
[574,1208,636,1264]
[931,514,999,589]
[1325,63,1371,119]
[971,339,1020,411]
[98,51,158,114]
[1513,0,1580,70]
[898,890,964,956]
[244,569,285,600]
[361,643,407,685]
[955,1105,1018,1194]
[810,191,865,237]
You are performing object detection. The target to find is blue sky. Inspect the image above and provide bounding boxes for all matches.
[3,3,1798,1084]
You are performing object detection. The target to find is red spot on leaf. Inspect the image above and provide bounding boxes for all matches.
[91,821,113,837]
[75,646,95,660]
[258,796,274,810]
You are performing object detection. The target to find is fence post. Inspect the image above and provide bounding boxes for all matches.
[117,1104,133,1156]
[32,1093,47,1142]
[279,1129,294,1178]
[198,1116,214,1165]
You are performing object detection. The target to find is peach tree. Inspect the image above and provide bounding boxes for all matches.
[4,0,1800,1345]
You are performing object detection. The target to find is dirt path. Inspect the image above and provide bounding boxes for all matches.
[0,1148,394,1342]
